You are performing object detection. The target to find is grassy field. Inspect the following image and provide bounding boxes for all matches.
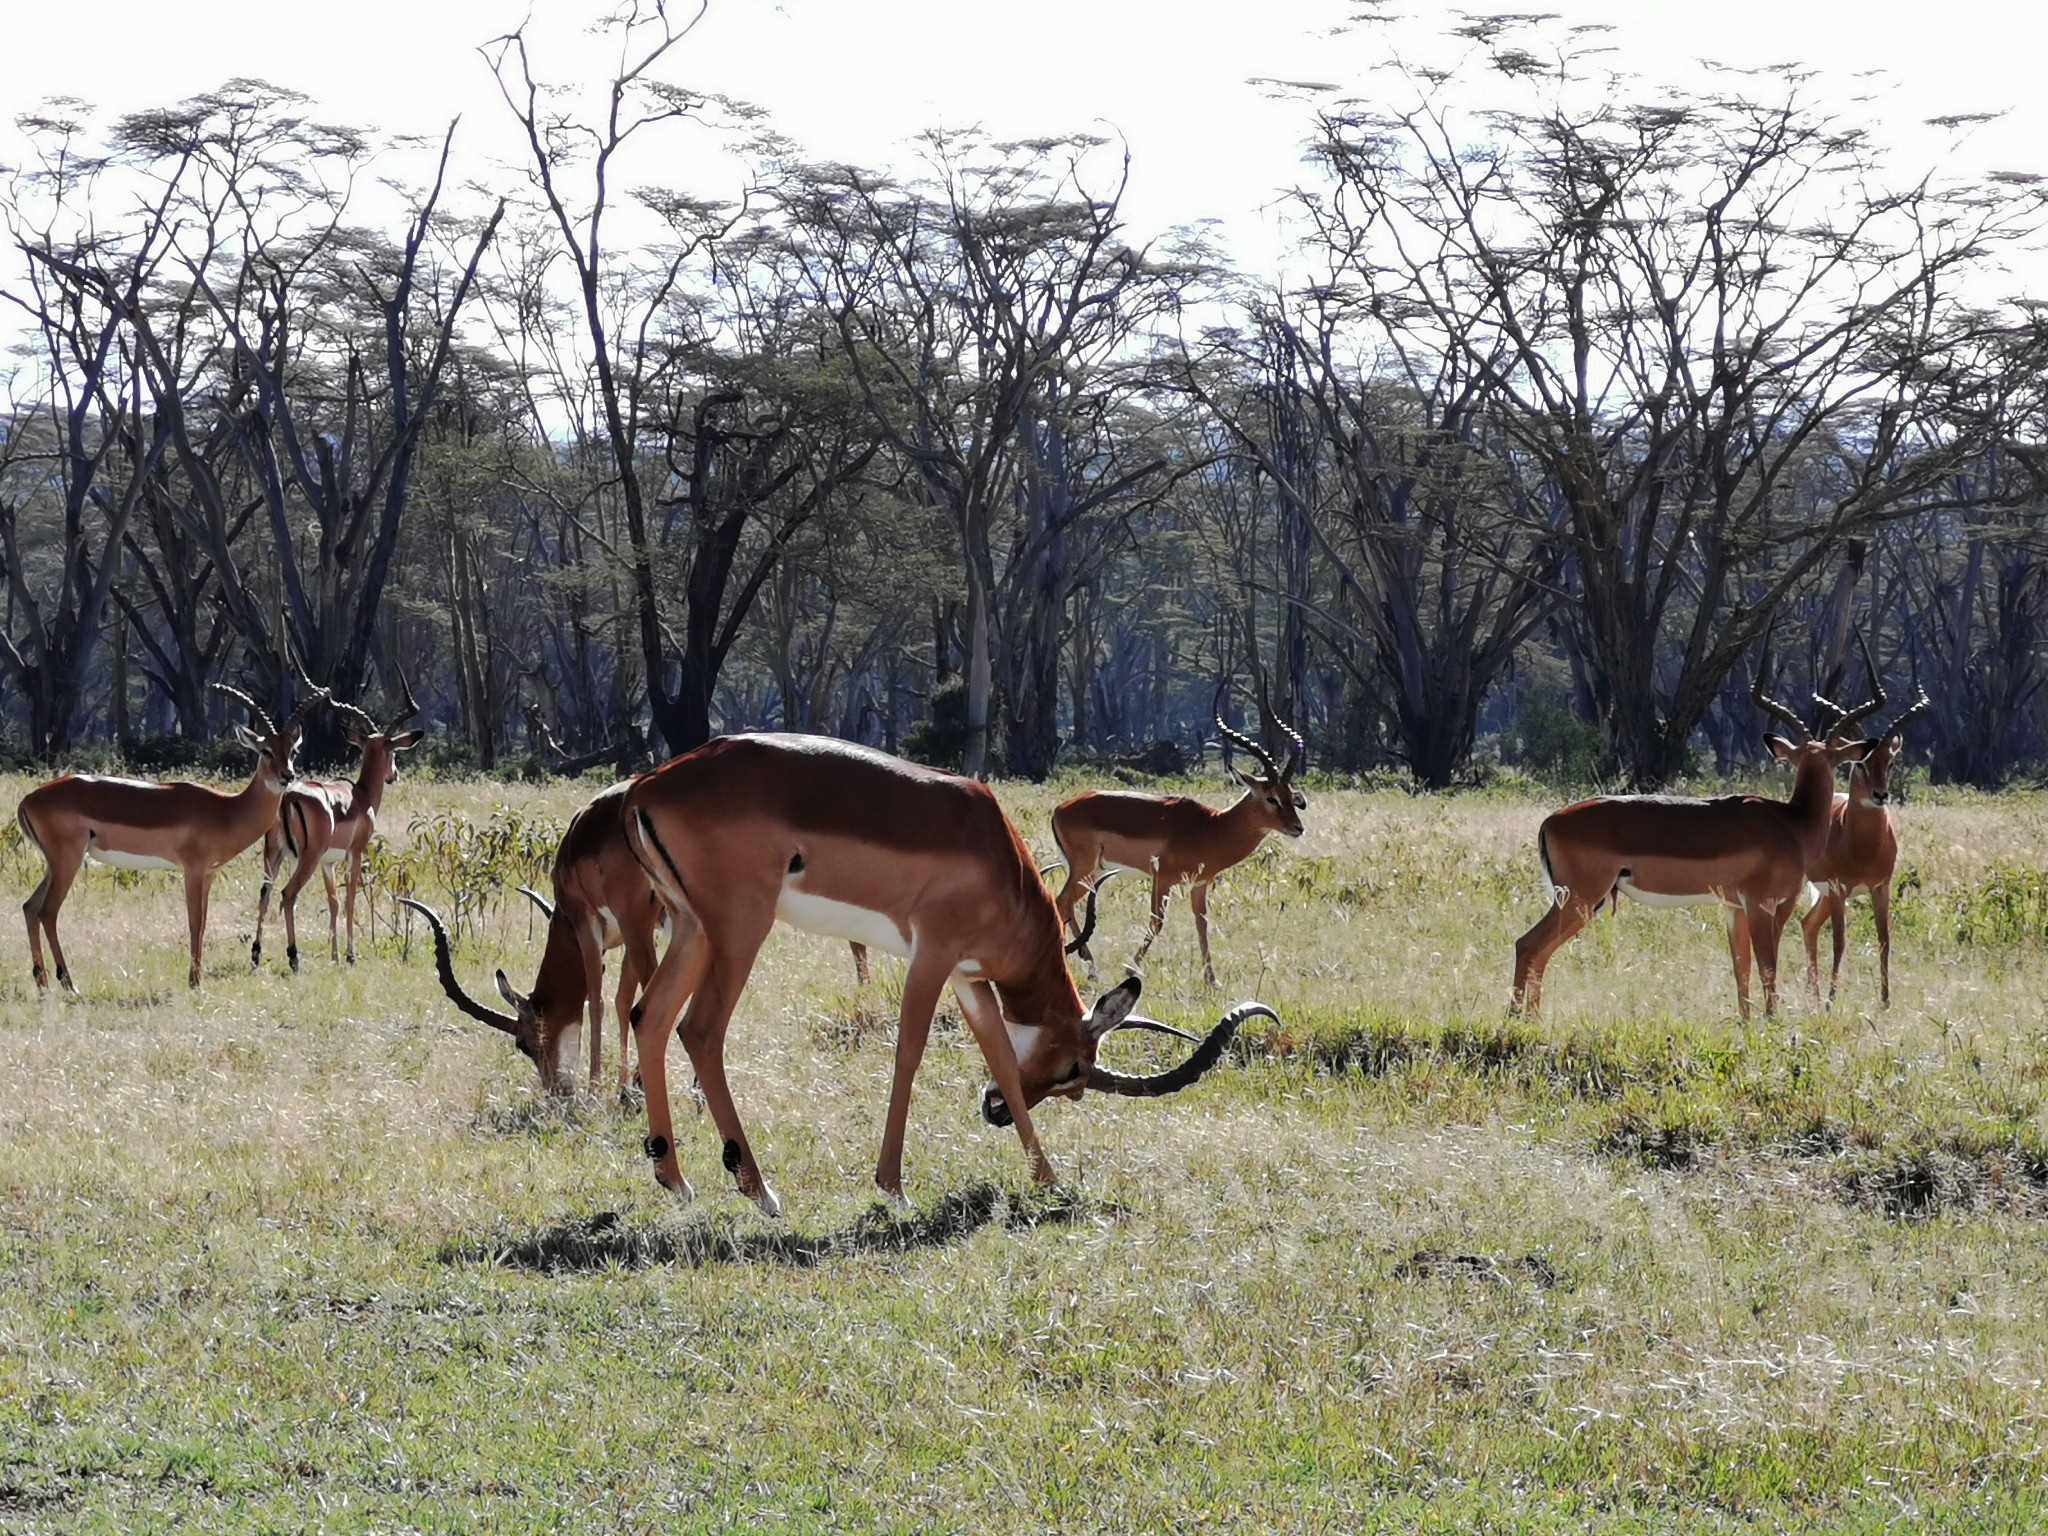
[2,767,2046,1533]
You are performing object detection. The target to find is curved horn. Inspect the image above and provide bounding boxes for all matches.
[386,663,421,733]
[1215,716,1281,781]
[1814,629,1888,742]
[1063,872,1108,956]
[1749,649,1809,744]
[210,681,277,737]
[1086,1001,1275,1098]
[398,897,522,1035]
[516,885,556,920]
[331,696,380,737]
[1110,1014,1203,1044]
[1276,714,1306,780]
[1881,688,1933,742]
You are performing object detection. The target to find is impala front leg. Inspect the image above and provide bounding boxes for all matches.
[955,978,1055,1189]
[1189,882,1217,988]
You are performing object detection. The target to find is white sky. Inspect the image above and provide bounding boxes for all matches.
[3,0,2045,285]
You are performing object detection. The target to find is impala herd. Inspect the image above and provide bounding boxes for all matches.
[11,645,1926,1211]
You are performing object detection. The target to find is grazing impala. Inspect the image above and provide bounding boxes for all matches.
[1801,645,1930,1008]
[1509,664,1876,1019]
[608,733,1268,1215]
[252,672,424,972]
[405,780,666,1098]
[1051,715,1306,986]
[18,681,327,991]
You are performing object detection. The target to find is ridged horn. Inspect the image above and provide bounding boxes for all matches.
[1215,715,1282,781]
[517,886,556,919]
[398,897,521,1035]
[1110,1014,1202,1044]
[1750,647,1809,744]
[210,681,277,737]
[387,663,421,732]
[1086,1001,1275,1098]
[1063,870,1111,956]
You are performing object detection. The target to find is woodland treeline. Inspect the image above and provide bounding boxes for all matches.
[5,13,2048,789]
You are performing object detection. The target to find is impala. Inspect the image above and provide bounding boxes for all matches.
[610,732,1268,1215]
[18,681,327,991]
[404,779,667,1098]
[405,779,890,1102]
[1509,665,1875,1019]
[252,673,424,972]
[1051,715,1306,986]
[1801,647,1930,1008]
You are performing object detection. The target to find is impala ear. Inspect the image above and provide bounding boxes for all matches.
[390,730,426,751]
[234,723,264,753]
[494,968,525,1012]
[1235,769,1265,791]
[1085,975,1143,1040]
[1765,735,1798,762]
[343,726,368,748]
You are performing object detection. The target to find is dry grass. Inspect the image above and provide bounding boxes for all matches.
[1,767,2046,1532]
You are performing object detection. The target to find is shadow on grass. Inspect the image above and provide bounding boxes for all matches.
[443,1182,1120,1274]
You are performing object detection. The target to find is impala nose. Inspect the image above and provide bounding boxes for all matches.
[981,1086,1012,1127]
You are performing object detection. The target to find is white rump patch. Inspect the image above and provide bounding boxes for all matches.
[775,884,910,957]
[86,849,179,873]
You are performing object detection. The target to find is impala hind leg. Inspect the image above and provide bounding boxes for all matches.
[279,848,319,974]
[1725,904,1755,1020]
[627,932,713,1202]
[1050,848,1101,968]
[1508,893,1597,1015]
[342,853,363,964]
[321,866,341,963]
[669,911,781,1215]
[1800,890,1839,1003]
[251,831,284,968]
[1128,876,1174,972]
[1749,900,1791,1018]
[22,825,83,994]
[183,868,215,989]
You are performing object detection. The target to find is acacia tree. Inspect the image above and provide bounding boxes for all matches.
[1308,29,2047,783]
[1189,300,1562,786]
[790,133,1192,776]
[0,107,183,754]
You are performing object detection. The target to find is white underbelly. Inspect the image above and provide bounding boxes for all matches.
[87,848,180,873]
[1615,878,1722,910]
[774,886,910,957]
[319,847,348,866]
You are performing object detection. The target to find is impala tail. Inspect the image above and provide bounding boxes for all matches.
[1535,823,1565,908]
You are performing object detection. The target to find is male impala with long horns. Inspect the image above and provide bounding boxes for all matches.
[1510,660,1875,1019]
[253,671,424,972]
[1801,636,1930,1008]
[403,779,667,1099]
[1051,712,1307,987]
[610,733,1271,1215]
[18,679,327,991]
